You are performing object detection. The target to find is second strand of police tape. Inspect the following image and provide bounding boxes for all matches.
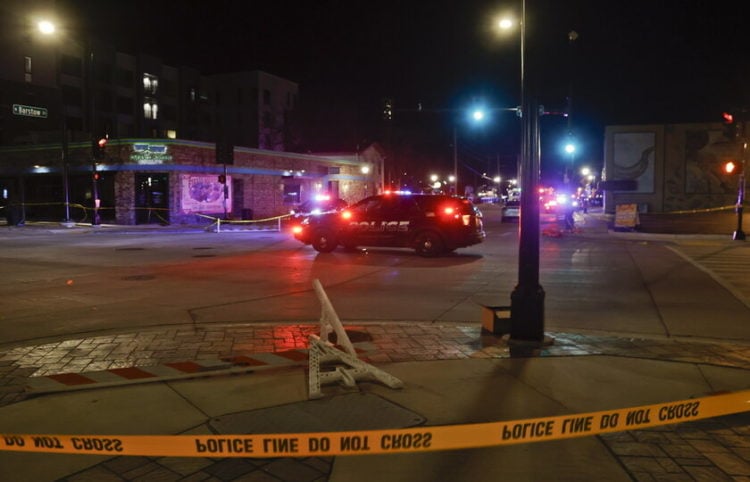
[1,389,748,458]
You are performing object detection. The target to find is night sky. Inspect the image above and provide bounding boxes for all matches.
[58,0,750,182]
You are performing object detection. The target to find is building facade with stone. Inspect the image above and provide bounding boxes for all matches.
[603,122,743,214]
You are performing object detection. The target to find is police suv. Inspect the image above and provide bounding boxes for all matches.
[292,192,485,256]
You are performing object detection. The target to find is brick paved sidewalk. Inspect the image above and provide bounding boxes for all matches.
[1,323,749,481]
[3,323,750,405]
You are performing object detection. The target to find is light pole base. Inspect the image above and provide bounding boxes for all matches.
[510,284,546,342]
[59,221,76,228]
[505,333,555,357]
[733,230,746,241]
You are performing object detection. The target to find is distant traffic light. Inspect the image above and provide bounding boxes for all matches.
[218,174,226,184]
[724,161,737,174]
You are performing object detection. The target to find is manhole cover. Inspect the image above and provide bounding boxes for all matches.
[121,274,156,281]
[210,393,424,434]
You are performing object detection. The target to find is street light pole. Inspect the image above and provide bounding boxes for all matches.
[733,138,746,241]
[38,20,73,226]
[510,0,547,344]
[453,126,458,195]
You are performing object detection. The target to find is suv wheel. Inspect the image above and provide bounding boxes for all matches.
[413,231,444,257]
[312,230,337,253]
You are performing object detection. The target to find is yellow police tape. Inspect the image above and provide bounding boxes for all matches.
[1,389,748,457]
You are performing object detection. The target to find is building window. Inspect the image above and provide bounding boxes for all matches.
[143,101,158,119]
[143,74,158,95]
[189,87,196,102]
[61,54,82,77]
[24,56,32,82]
[116,96,134,115]
[162,104,176,121]
[115,68,134,88]
[283,184,300,204]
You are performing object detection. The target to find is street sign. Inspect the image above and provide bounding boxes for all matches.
[12,104,48,118]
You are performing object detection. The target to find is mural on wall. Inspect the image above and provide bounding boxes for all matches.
[685,129,736,194]
[180,174,232,213]
[613,132,655,193]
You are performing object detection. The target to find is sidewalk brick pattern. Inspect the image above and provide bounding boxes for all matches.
[1,323,749,481]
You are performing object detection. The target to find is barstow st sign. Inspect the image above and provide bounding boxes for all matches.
[12,104,48,119]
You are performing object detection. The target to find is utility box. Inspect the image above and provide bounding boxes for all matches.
[481,305,511,335]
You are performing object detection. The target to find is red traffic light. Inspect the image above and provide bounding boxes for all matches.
[723,112,734,124]
[97,137,108,148]
[724,161,737,174]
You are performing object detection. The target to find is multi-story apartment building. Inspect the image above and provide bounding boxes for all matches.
[0,1,381,225]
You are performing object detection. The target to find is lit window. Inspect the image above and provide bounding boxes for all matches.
[166,129,176,139]
[143,74,159,95]
[143,101,158,119]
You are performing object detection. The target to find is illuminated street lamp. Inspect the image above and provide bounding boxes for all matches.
[37,18,73,226]
[499,1,547,344]
[38,18,100,226]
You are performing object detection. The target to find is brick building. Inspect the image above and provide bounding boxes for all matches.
[1,1,384,225]
[0,139,383,225]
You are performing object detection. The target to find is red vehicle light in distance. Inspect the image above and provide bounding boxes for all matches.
[291,225,304,235]
[341,210,353,220]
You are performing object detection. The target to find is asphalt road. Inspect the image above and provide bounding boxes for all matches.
[1,205,749,348]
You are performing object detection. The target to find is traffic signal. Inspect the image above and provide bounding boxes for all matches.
[724,161,737,174]
[218,174,226,184]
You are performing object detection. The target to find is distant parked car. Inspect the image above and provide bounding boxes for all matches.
[501,199,520,222]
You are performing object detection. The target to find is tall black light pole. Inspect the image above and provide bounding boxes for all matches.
[37,20,73,226]
[509,0,547,344]
[87,48,101,226]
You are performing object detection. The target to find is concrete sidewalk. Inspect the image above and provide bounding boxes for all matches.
[1,210,749,481]
[1,324,749,481]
